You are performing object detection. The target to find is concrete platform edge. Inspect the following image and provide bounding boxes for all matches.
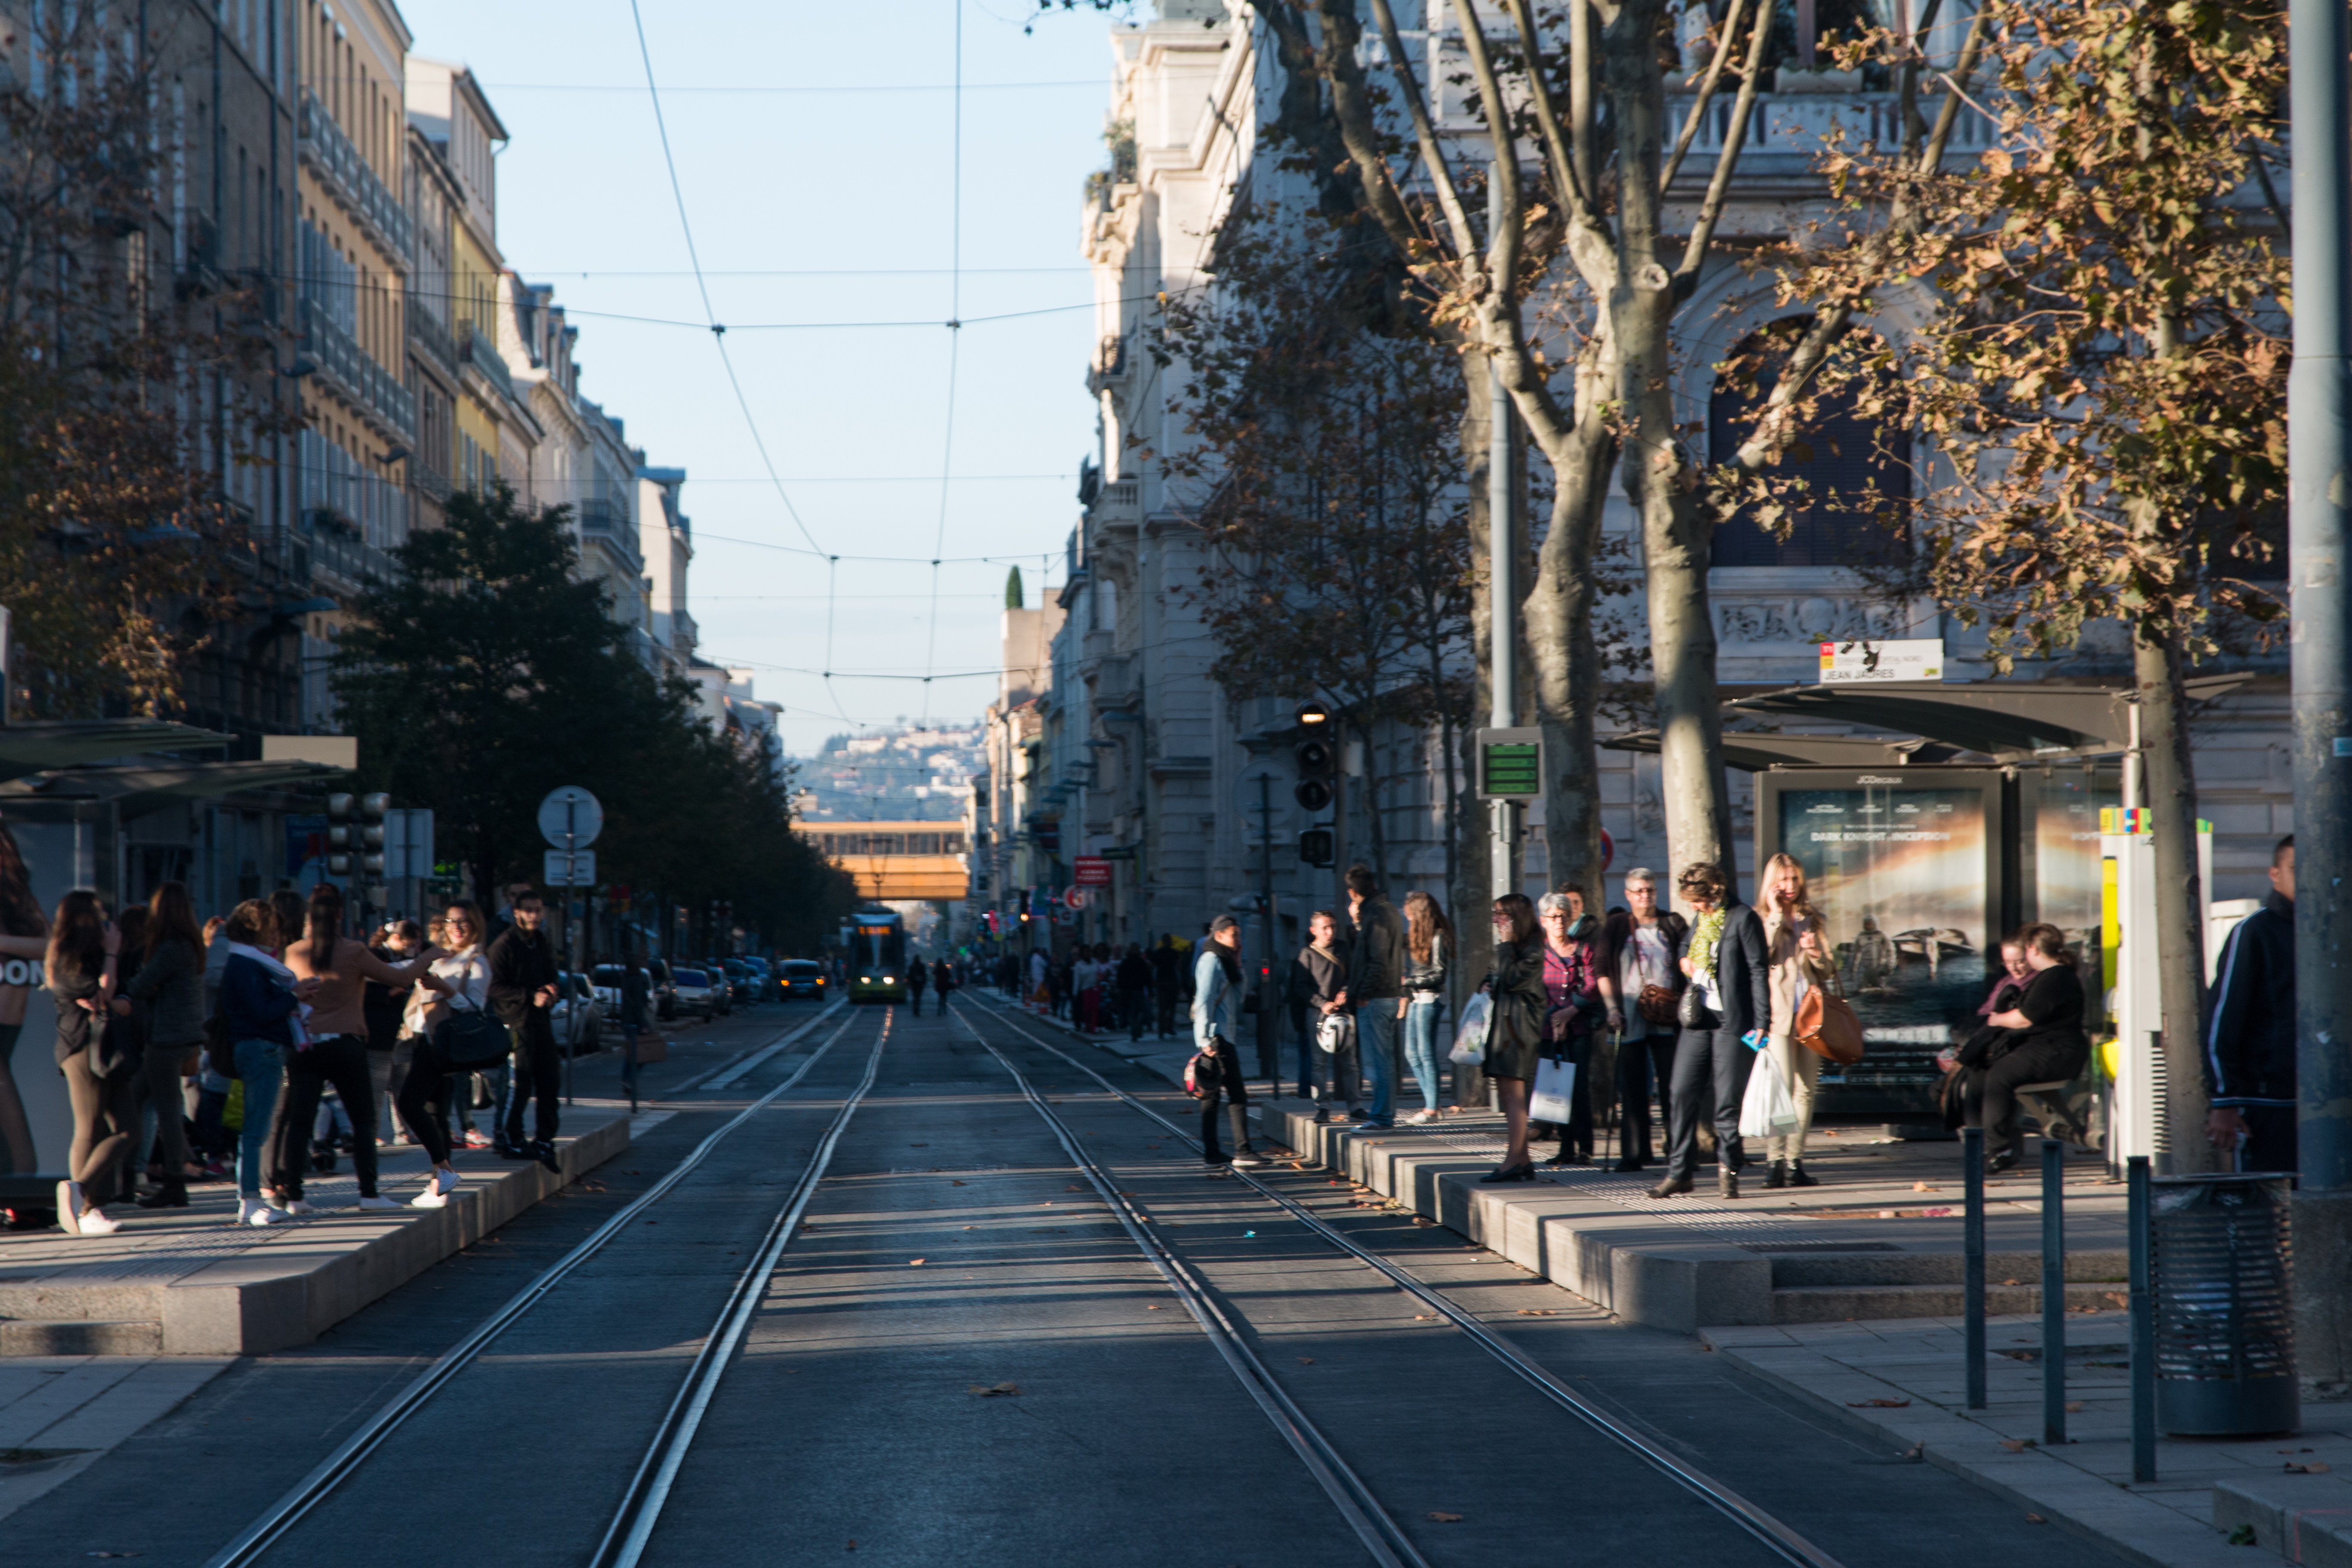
[156,1116,630,1356]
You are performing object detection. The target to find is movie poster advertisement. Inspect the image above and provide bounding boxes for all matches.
[2022,771,2117,1021]
[1773,781,1995,1113]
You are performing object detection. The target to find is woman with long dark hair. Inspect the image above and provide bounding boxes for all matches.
[0,823,50,1178]
[49,890,126,1234]
[1398,892,1452,1125]
[1477,893,1550,1184]
[117,882,208,1207]
[279,883,446,1212]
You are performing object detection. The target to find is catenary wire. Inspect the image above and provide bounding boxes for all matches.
[958,998,1852,1568]
[201,1004,862,1568]
[922,0,966,723]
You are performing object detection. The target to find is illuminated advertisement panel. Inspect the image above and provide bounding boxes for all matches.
[1757,770,2003,1115]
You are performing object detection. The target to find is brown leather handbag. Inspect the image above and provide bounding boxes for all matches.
[1636,983,1681,1026]
[1795,983,1865,1065]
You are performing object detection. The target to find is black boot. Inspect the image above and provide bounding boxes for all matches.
[1789,1161,1820,1188]
[137,1178,189,1210]
[1764,1160,1788,1190]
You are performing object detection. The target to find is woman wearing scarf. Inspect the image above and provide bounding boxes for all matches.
[1534,893,1602,1167]
[219,899,322,1228]
[1651,863,1770,1200]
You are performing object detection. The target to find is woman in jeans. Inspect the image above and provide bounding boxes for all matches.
[220,899,320,1227]
[1397,892,1451,1125]
[280,884,446,1213]
[396,901,493,1208]
[50,891,126,1235]
[118,882,208,1209]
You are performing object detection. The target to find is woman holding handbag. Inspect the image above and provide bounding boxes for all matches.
[395,901,495,1207]
[1535,893,1602,1167]
[1758,853,1837,1189]
[1476,894,1550,1184]
[1597,870,1686,1173]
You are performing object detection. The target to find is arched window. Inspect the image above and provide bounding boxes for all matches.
[1708,323,1911,569]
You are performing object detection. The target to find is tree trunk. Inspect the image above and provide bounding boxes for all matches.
[1453,352,1496,1104]
[2139,627,2211,1171]
[1608,0,1732,897]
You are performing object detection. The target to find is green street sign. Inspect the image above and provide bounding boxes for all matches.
[1476,727,1544,800]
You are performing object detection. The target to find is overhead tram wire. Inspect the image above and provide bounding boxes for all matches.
[922,0,965,725]
[626,0,851,725]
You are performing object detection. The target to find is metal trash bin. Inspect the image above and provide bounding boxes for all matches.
[2152,1173,2297,1436]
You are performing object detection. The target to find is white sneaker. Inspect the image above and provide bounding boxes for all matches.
[1406,1109,1438,1126]
[77,1207,122,1236]
[283,1199,318,1216]
[239,1199,282,1227]
[432,1168,461,1197]
[409,1188,448,1209]
[55,1180,85,1234]
[1229,1152,1266,1169]
[357,1195,400,1211]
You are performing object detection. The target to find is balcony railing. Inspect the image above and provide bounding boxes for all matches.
[459,321,517,404]
[1665,90,1995,164]
[299,295,416,438]
[296,510,399,593]
[408,303,457,373]
[576,499,644,570]
[297,89,412,259]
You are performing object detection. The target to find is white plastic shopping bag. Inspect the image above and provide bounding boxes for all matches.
[1449,992,1491,1064]
[1530,1057,1576,1124]
[1739,1056,1800,1139]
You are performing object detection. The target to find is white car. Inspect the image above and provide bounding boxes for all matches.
[671,966,722,1019]
[551,973,603,1055]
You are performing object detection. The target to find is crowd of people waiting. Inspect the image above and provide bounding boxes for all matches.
[0,812,603,1237]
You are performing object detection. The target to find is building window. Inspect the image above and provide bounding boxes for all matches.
[1707,322,1911,570]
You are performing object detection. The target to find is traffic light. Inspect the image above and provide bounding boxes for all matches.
[1294,701,1335,812]
[1297,826,1334,867]
[327,792,389,877]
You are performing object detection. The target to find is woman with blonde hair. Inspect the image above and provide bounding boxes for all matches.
[1758,852,1837,1188]
[1397,891,1452,1124]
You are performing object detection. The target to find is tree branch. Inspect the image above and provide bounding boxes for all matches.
[1360,0,1483,263]
[1673,0,1775,285]
[1659,0,1751,194]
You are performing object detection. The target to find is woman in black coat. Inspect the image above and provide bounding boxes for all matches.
[1651,863,1771,1201]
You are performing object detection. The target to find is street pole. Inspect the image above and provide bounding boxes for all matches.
[1258,771,1276,1083]
[2289,0,2352,1389]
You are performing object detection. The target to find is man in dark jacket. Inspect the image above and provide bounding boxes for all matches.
[1151,935,1185,1038]
[487,890,562,1170]
[1345,865,1408,1129]
[1653,864,1772,1200]
[1289,910,1354,1120]
[2206,836,2297,1173]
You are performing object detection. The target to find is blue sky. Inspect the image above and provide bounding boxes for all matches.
[395,0,1133,752]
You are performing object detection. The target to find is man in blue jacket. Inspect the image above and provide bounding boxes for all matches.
[2205,836,2297,1173]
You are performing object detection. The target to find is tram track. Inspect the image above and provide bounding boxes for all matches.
[953,996,1848,1568]
[203,1007,891,1568]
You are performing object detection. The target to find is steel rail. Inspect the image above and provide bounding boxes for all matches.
[958,998,1848,1568]
[203,1008,876,1568]
[591,1015,891,1567]
[950,1005,1430,1568]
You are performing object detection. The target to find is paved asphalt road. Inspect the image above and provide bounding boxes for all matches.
[9,997,2128,1567]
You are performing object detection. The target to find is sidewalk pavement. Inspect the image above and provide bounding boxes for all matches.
[0,1355,230,1522]
[1705,1314,2347,1568]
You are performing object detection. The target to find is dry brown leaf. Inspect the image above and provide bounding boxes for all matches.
[1428,1511,1464,1523]
[951,1180,966,1187]
[1847,1398,1910,1408]
[967,1381,1021,1397]
[2064,1401,2085,1413]
[2288,1461,2334,1474]
[1913,1182,1936,1192]
[909,1259,927,1266]
[1146,1305,1164,1310]
[2000,1439,2030,1452]
[2001,1279,2021,1287]
[1297,1357,1315,1365]
[2025,1514,2045,1524]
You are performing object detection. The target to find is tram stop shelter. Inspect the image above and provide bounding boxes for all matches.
[1605,671,2252,1144]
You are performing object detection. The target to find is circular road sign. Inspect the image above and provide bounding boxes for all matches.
[1063,886,1089,911]
[538,786,605,849]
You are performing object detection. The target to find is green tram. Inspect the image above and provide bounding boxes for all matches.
[847,907,909,1004]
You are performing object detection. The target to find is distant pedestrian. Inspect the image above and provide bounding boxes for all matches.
[49,890,126,1236]
[1117,943,1151,1042]
[487,890,562,1172]
[620,946,652,1106]
[906,956,929,1016]
[1151,934,1184,1038]
[932,958,954,1013]
[1652,864,1770,1201]
[1344,866,1406,1130]
[1289,910,1355,1123]
[218,899,322,1228]
[118,882,210,1209]
[1398,893,1452,1125]
[2205,835,2297,1173]
[395,901,491,1206]
[1190,915,1263,1170]
[1073,945,1103,1033]
[1029,947,1050,1011]
[1596,870,1686,1173]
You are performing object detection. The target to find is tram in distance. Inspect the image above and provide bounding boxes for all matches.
[847,906,909,1004]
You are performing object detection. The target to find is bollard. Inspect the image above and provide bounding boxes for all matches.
[1963,1126,1986,1409]
[2042,1138,2066,1447]
[2128,1155,2156,1482]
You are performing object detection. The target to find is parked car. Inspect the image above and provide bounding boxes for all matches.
[777,959,826,1001]
[647,958,679,1021]
[722,959,754,1005]
[553,972,603,1054]
[742,956,775,1001]
[671,966,722,1019]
